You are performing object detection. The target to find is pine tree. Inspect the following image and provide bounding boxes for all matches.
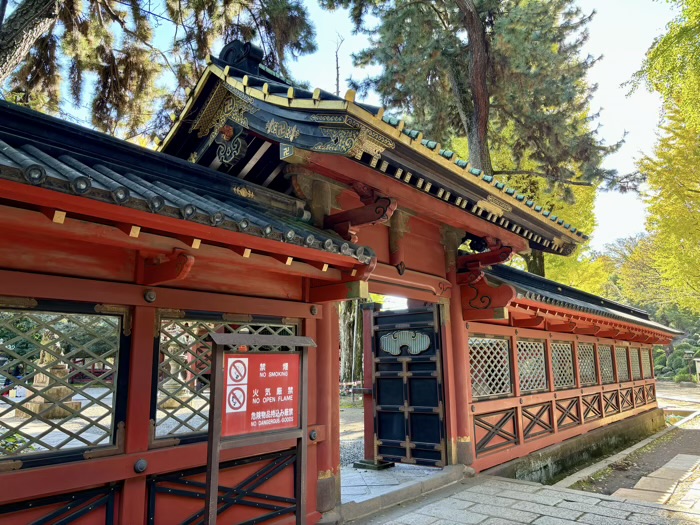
[0,0,316,138]
[321,0,639,275]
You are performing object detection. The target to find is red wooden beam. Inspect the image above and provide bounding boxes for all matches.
[573,325,600,335]
[0,269,323,319]
[0,204,343,282]
[511,315,545,328]
[0,178,359,269]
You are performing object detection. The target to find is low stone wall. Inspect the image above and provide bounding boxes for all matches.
[484,408,666,484]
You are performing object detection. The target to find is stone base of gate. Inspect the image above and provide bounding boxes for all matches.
[336,464,473,523]
[483,408,666,485]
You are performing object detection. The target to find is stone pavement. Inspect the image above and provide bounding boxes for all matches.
[350,475,700,524]
[613,454,700,505]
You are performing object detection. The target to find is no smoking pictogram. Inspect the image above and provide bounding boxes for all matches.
[227,386,246,412]
[229,359,247,383]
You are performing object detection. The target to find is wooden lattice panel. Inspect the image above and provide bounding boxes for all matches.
[603,391,619,415]
[551,342,575,390]
[517,340,548,393]
[634,386,646,405]
[620,388,634,411]
[582,393,602,421]
[555,397,581,429]
[0,308,123,457]
[645,384,656,402]
[522,402,554,440]
[630,348,642,380]
[469,337,512,399]
[599,345,615,384]
[474,409,518,456]
[577,343,597,386]
[616,347,630,382]
[641,349,653,379]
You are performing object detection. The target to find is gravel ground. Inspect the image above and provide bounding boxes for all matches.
[341,438,364,466]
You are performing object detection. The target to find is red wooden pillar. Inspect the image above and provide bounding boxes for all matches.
[119,306,156,525]
[447,267,472,465]
[315,303,340,513]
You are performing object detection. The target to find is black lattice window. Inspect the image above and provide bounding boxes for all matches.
[469,337,512,399]
[616,347,630,382]
[0,307,124,459]
[577,343,597,386]
[599,345,615,384]
[517,340,548,393]
[552,342,575,390]
[155,316,296,439]
[641,349,653,379]
[630,348,642,380]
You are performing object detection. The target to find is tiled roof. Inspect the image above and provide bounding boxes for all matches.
[485,265,682,335]
[0,101,373,264]
[159,47,586,254]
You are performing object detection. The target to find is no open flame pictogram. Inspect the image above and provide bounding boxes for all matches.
[223,353,300,437]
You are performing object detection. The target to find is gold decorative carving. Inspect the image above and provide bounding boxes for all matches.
[232,185,255,199]
[189,83,258,138]
[0,296,38,309]
[485,195,513,213]
[311,116,395,162]
[313,127,359,153]
[187,151,199,163]
[265,119,300,142]
[94,304,132,336]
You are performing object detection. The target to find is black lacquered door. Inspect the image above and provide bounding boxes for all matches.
[372,306,445,467]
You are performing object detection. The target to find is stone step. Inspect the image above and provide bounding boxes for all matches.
[612,487,671,504]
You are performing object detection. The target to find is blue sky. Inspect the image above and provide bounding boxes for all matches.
[286,0,678,252]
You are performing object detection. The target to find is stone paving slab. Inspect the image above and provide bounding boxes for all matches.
[350,475,700,524]
[634,476,678,493]
[650,468,693,481]
[611,488,671,504]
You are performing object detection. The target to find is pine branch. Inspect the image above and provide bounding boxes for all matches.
[98,0,177,78]
[493,170,593,187]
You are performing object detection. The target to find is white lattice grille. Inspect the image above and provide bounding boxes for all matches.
[517,340,548,393]
[616,347,630,382]
[0,309,121,457]
[641,349,653,379]
[630,348,642,380]
[599,345,615,384]
[577,343,597,386]
[469,337,512,399]
[552,342,575,389]
[156,317,296,438]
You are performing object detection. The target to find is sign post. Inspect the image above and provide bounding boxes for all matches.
[204,333,315,525]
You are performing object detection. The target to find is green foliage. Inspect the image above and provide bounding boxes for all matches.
[674,371,694,383]
[633,0,700,132]
[320,0,631,193]
[634,108,700,316]
[0,433,35,454]
[2,0,316,139]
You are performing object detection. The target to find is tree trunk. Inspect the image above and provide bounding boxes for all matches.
[0,0,59,83]
[455,0,493,175]
[339,301,355,384]
[522,250,546,277]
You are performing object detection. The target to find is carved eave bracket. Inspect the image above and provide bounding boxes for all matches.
[137,251,195,286]
[456,241,515,321]
[323,183,397,243]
